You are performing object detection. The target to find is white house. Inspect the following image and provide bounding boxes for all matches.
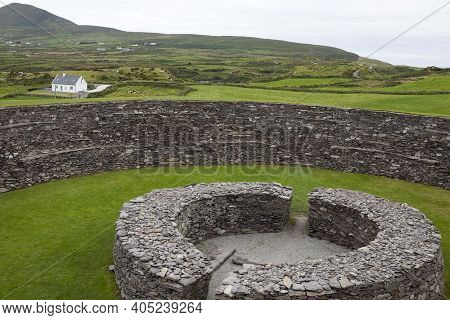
[51,74,87,93]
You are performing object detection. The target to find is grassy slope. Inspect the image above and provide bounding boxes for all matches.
[104,85,182,98]
[1,85,449,116]
[0,165,449,299]
[0,85,28,98]
[385,75,450,92]
[250,75,450,93]
[292,75,450,94]
[252,78,351,87]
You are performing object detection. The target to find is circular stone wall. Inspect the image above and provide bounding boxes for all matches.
[114,183,444,300]
[0,101,449,193]
[113,182,293,299]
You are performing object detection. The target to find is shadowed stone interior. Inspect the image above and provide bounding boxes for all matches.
[196,216,351,299]
[113,183,444,300]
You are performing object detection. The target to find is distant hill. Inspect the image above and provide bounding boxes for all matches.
[0,3,75,29]
[0,3,359,61]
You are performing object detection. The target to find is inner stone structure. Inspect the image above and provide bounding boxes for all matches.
[114,183,292,299]
[1,101,449,193]
[114,183,444,300]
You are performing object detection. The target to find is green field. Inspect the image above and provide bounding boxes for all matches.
[0,84,28,98]
[383,75,450,92]
[1,85,450,116]
[283,75,450,94]
[102,85,184,98]
[0,165,449,299]
[293,62,389,78]
[1,2,449,115]
[184,85,450,116]
[1,35,449,116]
[26,89,78,98]
[252,78,351,88]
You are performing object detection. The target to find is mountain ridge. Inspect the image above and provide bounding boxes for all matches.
[0,3,359,61]
[0,2,76,29]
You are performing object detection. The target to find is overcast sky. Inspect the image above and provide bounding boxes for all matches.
[2,0,449,67]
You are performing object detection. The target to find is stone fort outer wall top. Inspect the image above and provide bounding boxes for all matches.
[0,101,448,192]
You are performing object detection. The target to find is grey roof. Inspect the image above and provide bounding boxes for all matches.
[52,74,82,85]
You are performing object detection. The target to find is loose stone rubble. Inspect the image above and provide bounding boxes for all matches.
[113,182,292,299]
[114,183,444,300]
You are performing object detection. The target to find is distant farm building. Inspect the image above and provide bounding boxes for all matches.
[52,74,87,93]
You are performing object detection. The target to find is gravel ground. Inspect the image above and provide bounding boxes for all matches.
[196,216,350,299]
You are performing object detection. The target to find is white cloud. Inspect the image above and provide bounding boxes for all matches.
[1,0,449,66]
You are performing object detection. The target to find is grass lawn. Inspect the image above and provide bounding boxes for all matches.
[1,85,449,116]
[26,89,76,98]
[0,95,73,105]
[0,165,449,299]
[184,85,450,116]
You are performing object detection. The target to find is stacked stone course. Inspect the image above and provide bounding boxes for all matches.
[114,183,444,300]
[216,188,444,300]
[0,101,448,192]
[113,182,292,299]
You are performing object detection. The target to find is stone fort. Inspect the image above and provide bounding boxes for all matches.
[0,101,448,299]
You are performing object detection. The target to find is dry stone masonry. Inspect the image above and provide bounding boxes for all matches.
[0,101,449,192]
[215,188,444,299]
[114,183,444,300]
[0,99,445,300]
[113,182,292,299]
